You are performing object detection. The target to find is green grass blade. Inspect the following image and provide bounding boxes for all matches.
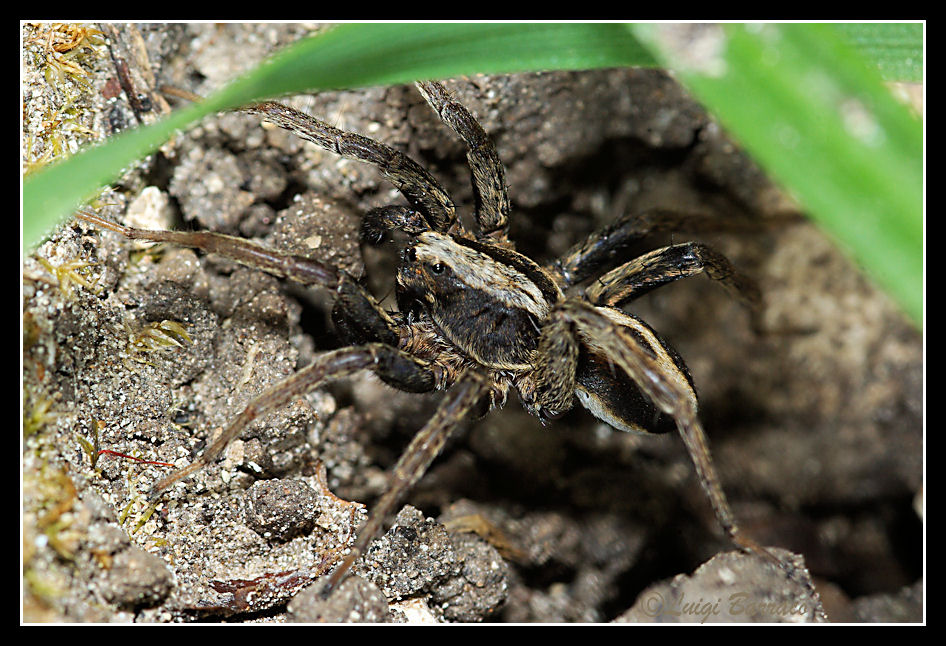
[631,23,923,326]
[835,22,924,82]
[22,23,655,252]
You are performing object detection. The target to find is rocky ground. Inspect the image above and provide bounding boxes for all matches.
[23,23,922,623]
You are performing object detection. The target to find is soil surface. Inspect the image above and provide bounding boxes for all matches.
[23,23,922,623]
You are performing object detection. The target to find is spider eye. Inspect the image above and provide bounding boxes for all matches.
[405,247,417,263]
[431,263,445,274]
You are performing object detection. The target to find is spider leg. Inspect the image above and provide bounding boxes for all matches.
[585,241,762,311]
[549,208,737,287]
[415,81,511,240]
[241,102,457,234]
[148,343,438,502]
[78,207,424,376]
[517,316,578,421]
[331,275,402,347]
[75,209,340,289]
[559,301,800,577]
[319,370,490,597]
[77,210,413,345]
[360,205,431,245]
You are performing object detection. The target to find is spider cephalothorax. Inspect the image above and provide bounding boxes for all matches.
[77,78,790,597]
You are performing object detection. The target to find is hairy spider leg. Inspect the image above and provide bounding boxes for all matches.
[556,301,782,567]
[147,344,437,502]
[549,208,727,288]
[516,316,579,420]
[560,297,816,599]
[320,371,490,597]
[563,244,814,588]
[415,81,511,240]
[581,240,785,336]
[360,205,433,245]
[573,241,763,547]
[241,102,457,234]
[76,209,411,349]
[74,210,340,289]
[331,276,403,347]
[586,241,762,309]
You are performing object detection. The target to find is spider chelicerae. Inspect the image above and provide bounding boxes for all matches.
[77,79,795,596]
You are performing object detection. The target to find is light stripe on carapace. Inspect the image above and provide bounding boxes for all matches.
[398,231,562,370]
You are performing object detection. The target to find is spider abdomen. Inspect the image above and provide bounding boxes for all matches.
[575,346,675,434]
[575,307,696,435]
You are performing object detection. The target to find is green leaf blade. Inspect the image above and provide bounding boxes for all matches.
[632,22,922,326]
[835,22,924,82]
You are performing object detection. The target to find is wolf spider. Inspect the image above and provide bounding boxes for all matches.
[78,79,793,597]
